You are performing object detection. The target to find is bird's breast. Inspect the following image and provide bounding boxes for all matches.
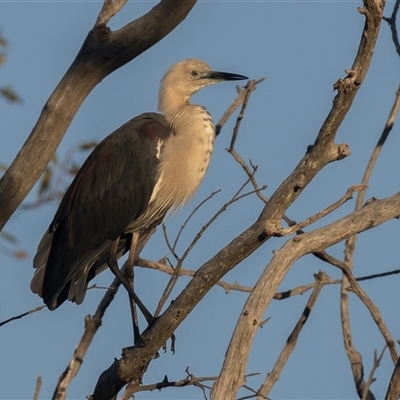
[151,109,215,212]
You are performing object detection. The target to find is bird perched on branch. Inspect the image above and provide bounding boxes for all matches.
[31,59,247,312]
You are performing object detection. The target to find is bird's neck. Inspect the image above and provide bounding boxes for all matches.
[158,85,215,138]
[158,86,192,124]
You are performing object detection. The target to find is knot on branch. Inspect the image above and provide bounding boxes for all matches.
[333,69,361,94]
[336,143,351,160]
[263,219,282,237]
[326,143,351,163]
[363,196,378,207]
[93,25,111,42]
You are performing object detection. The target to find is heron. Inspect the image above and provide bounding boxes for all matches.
[31,59,248,315]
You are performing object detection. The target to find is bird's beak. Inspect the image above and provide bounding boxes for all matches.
[203,71,248,81]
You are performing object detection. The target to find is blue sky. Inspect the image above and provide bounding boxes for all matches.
[1,1,400,399]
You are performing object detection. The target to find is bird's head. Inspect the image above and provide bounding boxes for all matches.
[158,58,248,113]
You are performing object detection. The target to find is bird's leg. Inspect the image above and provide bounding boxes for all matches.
[125,232,140,343]
[108,238,154,325]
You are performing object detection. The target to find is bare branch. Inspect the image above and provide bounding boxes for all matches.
[229,149,269,205]
[156,178,253,316]
[33,376,42,400]
[362,347,387,400]
[383,0,400,57]
[345,85,400,266]
[88,191,398,399]
[344,270,397,364]
[137,257,400,298]
[259,0,384,230]
[121,368,218,399]
[279,184,367,236]
[228,80,259,150]
[137,257,257,294]
[172,190,221,253]
[225,79,269,206]
[0,305,46,328]
[52,275,121,400]
[180,178,251,263]
[385,354,400,400]
[257,272,329,398]
[95,0,128,27]
[215,77,265,136]
[341,274,376,400]
[210,193,398,400]
[211,2,386,397]
[313,248,399,364]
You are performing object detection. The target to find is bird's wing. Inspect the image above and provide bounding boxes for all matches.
[33,112,171,309]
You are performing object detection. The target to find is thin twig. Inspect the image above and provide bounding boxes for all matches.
[229,149,269,205]
[137,257,253,294]
[52,272,122,400]
[278,184,367,236]
[338,86,400,399]
[136,256,400,298]
[335,87,400,395]
[180,179,252,263]
[156,178,256,316]
[172,190,221,253]
[383,0,400,57]
[385,354,400,400]
[228,80,260,150]
[121,369,218,399]
[257,272,328,398]
[345,86,400,267]
[323,255,399,364]
[215,77,265,136]
[227,79,269,205]
[95,0,128,28]
[341,274,375,400]
[162,223,177,260]
[0,305,46,327]
[362,346,387,400]
[33,376,42,400]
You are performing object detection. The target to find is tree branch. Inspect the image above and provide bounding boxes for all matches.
[341,275,376,400]
[278,184,367,236]
[52,276,121,400]
[345,85,400,266]
[210,192,398,400]
[258,0,384,231]
[257,271,329,398]
[211,2,386,397]
[385,354,400,400]
[383,0,400,57]
[121,368,218,398]
[90,191,399,400]
[362,347,387,400]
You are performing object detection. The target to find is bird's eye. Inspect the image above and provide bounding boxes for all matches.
[191,70,199,77]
